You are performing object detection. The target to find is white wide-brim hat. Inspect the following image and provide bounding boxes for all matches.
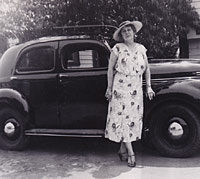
[113,20,143,42]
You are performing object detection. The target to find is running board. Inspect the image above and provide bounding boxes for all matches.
[25,129,105,138]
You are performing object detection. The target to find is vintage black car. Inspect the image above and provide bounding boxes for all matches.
[0,28,200,158]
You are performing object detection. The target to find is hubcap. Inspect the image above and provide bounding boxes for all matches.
[3,118,20,138]
[167,117,187,140]
[4,122,15,136]
[168,122,183,139]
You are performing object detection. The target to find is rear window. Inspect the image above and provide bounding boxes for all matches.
[16,46,55,73]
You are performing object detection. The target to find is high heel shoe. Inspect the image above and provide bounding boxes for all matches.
[128,154,136,167]
[118,151,128,161]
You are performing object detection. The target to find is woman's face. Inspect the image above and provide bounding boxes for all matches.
[120,25,135,42]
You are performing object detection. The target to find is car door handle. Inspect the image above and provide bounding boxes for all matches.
[59,74,69,83]
[10,76,18,80]
[59,74,69,78]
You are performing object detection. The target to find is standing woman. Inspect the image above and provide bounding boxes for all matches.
[105,20,155,167]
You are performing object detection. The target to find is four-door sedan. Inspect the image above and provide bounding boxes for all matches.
[0,33,200,158]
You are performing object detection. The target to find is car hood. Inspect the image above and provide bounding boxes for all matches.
[150,59,200,78]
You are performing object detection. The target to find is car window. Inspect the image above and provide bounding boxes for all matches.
[16,46,54,73]
[61,43,108,70]
[66,50,99,69]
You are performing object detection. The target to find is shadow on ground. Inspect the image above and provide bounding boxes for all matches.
[28,136,200,168]
[0,137,200,179]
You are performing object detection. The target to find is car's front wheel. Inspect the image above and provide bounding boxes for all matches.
[149,104,200,158]
[0,107,28,150]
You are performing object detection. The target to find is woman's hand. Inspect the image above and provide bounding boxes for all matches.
[105,88,112,101]
[146,86,155,100]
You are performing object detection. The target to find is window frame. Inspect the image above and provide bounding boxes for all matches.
[60,41,109,71]
[15,44,56,74]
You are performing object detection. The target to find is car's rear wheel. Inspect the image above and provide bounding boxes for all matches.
[149,104,200,158]
[0,107,28,150]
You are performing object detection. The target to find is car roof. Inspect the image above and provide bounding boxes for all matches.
[16,35,92,47]
[0,35,110,79]
[16,24,117,47]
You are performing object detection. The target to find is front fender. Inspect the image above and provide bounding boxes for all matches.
[156,78,200,100]
[144,78,200,122]
[0,88,29,113]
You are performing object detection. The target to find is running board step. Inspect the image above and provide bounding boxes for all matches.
[25,129,105,137]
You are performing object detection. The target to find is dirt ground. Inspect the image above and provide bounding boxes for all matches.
[0,137,200,179]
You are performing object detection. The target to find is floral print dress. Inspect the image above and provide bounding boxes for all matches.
[105,43,147,142]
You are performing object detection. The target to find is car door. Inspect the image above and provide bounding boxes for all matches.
[14,41,60,128]
[58,40,109,129]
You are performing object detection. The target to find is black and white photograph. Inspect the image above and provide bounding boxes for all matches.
[0,0,200,178]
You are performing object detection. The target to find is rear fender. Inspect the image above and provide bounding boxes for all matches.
[0,88,29,114]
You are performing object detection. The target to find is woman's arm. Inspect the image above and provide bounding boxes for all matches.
[144,54,155,100]
[105,51,118,101]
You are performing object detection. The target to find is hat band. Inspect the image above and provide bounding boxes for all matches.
[119,21,130,28]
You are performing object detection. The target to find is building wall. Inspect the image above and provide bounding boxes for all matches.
[191,0,200,14]
[187,0,200,58]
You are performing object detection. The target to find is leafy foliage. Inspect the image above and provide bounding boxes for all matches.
[0,0,200,58]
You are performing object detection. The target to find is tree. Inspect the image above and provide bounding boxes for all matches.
[0,0,199,58]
